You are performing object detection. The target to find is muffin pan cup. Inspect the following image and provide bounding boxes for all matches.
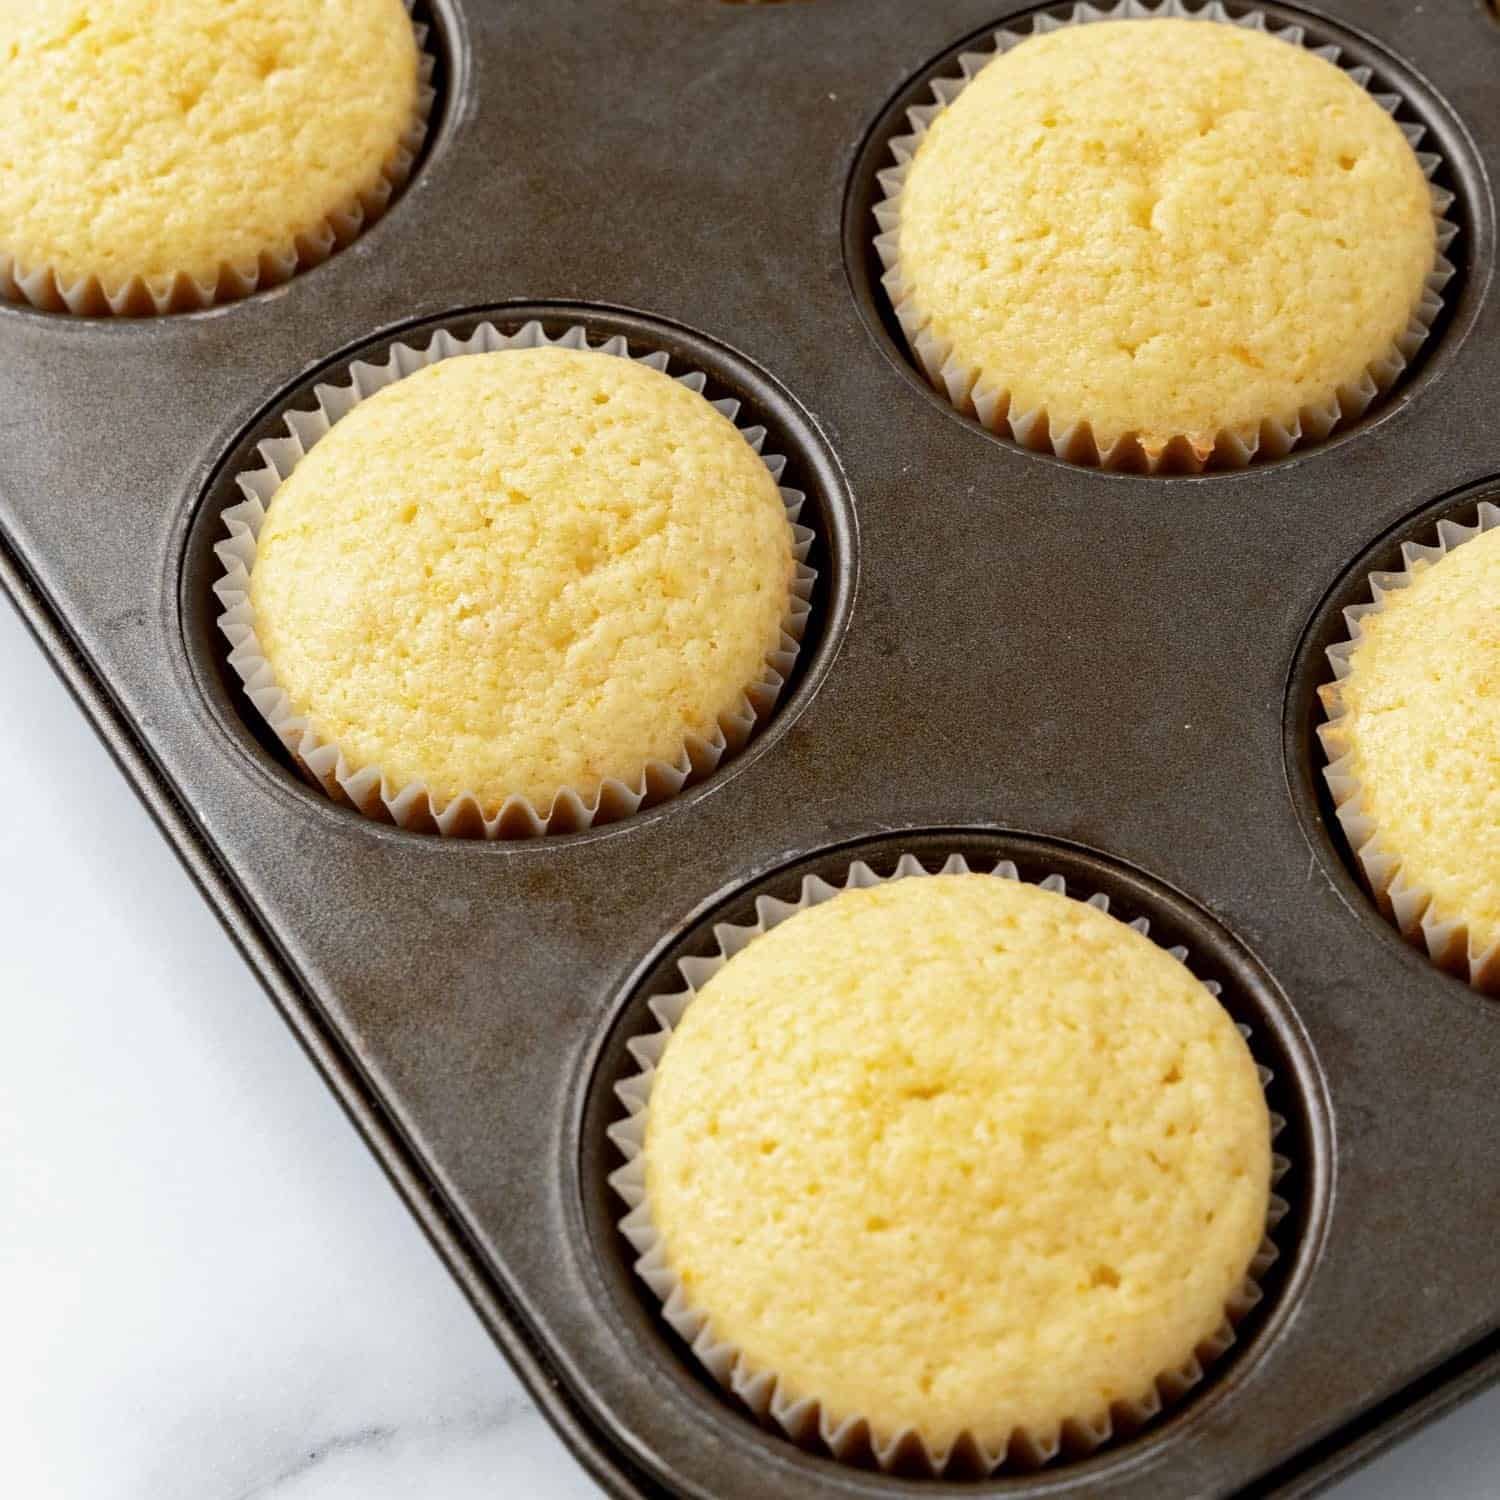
[869,0,1458,474]
[1,0,1499,1496]
[0,1,438,318]
[214,317,817,837]
[1316,500,1500,993]
[606,850,1289,1478]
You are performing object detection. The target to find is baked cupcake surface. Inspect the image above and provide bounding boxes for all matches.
[644,874,1270,1456]
[249,347,795,815]
[894,18,1436,460]
[0,0,419,307]
[1323,526,1500,955]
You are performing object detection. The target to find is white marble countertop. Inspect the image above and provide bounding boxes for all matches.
[4,597,1500,1500]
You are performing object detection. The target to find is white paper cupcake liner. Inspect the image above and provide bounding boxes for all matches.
[873,0,1459,474]
[607,852,1290,1475]
[1318,500,1500,992]
[213,319,818,839]
[0,3,436,317]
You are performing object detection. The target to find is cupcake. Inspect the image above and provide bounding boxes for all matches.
[613,868,1273,1471]
[879,13,1445,471]
[1320,512,1500,989]
[228,336,804,835]
[0,0,429,315]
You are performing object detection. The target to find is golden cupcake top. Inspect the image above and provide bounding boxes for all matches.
[895,18,1436,457]
[644,874,1271,1454]
[249,346,795,815]
[1325,527,1500,954]
[0,0,419,295]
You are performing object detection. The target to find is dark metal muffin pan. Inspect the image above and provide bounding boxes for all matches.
[2,1,1499,1495]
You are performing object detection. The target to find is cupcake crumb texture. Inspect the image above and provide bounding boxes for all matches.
[644,873,1271,1455]
[1329,527,1500,956]
[0,0,419,296]
[249,347,795,816]
[896,18,1436,455]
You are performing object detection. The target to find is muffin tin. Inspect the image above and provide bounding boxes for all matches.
[2,0,1498,1494]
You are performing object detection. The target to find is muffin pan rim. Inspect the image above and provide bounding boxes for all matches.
[171,299,860,853]
[840,0,1496,481]
[564,828,1336,1496]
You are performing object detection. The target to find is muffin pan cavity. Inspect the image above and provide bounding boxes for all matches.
[575,831,1329,1492]
[1286,477,1500,987]
[0,0,456,320]
[843,0,1488,476]
[178,303,855,843]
